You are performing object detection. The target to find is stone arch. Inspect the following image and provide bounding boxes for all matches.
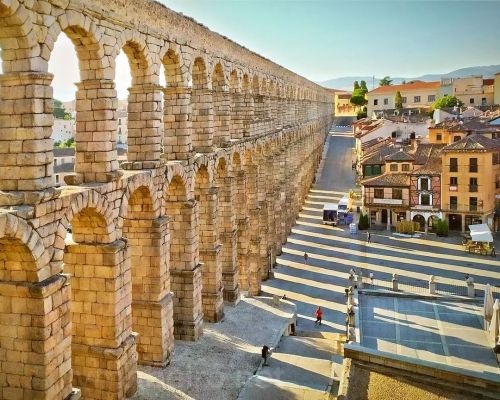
[160,46,186,87]
[57,190,116,248]
[413,214,425,231]
[0,213,51,282]
[113,31,154,84]
[118,173,158,226]
[212,61,230,146]
[191,56,214,152]
[0,0,37,73]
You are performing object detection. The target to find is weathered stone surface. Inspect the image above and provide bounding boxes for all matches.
[0,0,332,398]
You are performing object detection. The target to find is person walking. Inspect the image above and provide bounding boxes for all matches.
[314,306,323,326]
[304,252,308,265]
[367,231,371,243]
[261,345,270,366]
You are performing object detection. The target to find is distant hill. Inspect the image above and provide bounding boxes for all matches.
[318,64,500,91]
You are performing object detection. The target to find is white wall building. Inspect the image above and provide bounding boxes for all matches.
[53,118,75,143]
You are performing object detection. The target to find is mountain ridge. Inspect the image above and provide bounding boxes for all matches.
[317,64,500,91]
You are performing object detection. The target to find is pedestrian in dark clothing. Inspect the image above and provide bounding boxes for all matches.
[304,252,308,264]
[367,232,371,243]
[314,306,323,326]
[261,345,270,366]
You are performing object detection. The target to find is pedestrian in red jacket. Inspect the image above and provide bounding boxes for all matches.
[314,306,323,326]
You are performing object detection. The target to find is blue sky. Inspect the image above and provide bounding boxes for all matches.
[161,0,500,81]
[4,0,498,101]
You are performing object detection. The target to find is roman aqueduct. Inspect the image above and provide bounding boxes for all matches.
[0,0,333,398]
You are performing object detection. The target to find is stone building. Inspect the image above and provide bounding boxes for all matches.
[0,0,333,399]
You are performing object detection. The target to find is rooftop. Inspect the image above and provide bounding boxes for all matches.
[368,80,440,95]
[361,173,409,187]
[443,134,500,151]
[385,149,415,162]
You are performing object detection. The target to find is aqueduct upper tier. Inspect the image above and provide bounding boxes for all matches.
[0,0,333,399]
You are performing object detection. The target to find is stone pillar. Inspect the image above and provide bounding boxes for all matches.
[169,200,203,340]
[278,150,288,246]
[243,91,254,138]
[72,79,119,183]
[235,171,250,291]
[125,83,162,165]
[124,216,174,367]
[264,156,277,267]
[257,161,270,280]
[0,72,54,192]
[163,86,193,161]
[64,239,138,399]
[218,175,240,303]
[230,90,244,140]
[245,163,262,295]
[387,208,391,231]
[213,87,231,147]
[192,89,214,153]
[0,274,74,399]
[198,187,224,323]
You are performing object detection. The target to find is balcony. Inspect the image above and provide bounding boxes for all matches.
[372,198,403,205]
[469,185,478,192]
[449,185,458,192]
[469,165,478,173]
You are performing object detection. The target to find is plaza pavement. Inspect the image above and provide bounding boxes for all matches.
[263,130,500,335]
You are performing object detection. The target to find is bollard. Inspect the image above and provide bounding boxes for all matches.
[466,276,475,298]
[429,275,436,295]
[356,270,364,289]
[392,273,399,291]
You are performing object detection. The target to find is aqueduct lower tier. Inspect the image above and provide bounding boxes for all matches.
[0,0,333,399]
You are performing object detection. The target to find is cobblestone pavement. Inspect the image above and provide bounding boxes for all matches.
[132,297,295,400]
[263,130,500,335]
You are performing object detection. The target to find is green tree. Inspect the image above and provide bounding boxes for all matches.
[360,80,368,93]
[379,76,393,86]
[432,95,464,110]
[53,99,67,119]
[395,91,403,109]
[353,81,360,90]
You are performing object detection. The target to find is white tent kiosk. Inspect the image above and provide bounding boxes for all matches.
[469,223,494,243]
[323,203,338,225]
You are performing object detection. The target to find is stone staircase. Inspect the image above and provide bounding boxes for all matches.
[238,330,345,400]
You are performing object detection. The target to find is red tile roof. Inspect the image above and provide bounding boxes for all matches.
[368,80,440,95]
[483,78,495,86]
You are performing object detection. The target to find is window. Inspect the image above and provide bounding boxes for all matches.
[374,189,384,198]
[373,165,381,175]
[402,97,407,103]
[420,194,430,206]
[450,196,458,210]
[392,188,403,200]
[374,99,378,106]
[118,118,122,126]
[390,163,398,172]
[453,135,461,142]
[420,178,429,191]
[469,157,478,173]
[364,165,373,177]
[402,163,410,171]
[482,97,487,106]
[428,95,435,102]
[469,197,478,212]
[450,176,458,185]
[450,158,458,172]
[118,127,122,134]
[470,98,474,104]
[469,177,478,192]
[383,98,389,105]
[494,152,500,165]
[414,96,421,103]
[436,134,442,141]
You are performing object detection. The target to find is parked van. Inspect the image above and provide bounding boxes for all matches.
[322,203,338,226]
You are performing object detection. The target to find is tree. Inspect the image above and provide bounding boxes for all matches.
[432,95,464,110]
[379,76,392,86]
[350,80,368,108]
[53,99,67,119]
[395,91,403,109]
[353,81,360,90]
[360,80,368,93]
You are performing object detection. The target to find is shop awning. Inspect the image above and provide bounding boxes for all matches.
[468,223,494,243]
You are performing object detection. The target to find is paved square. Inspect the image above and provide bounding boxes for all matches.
[359,293,500,374]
